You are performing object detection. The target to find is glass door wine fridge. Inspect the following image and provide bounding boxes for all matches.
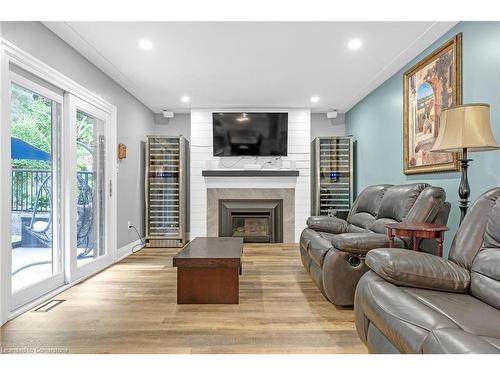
[145,136,188,247]
[311,136,353,218]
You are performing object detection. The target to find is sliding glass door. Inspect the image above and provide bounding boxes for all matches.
[66,94,114,280]
[4,60,116,314]
[9,76,64,310]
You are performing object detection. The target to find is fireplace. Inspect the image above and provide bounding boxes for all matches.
[219,199,283,243]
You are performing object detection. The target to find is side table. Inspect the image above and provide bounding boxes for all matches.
[384,222,449,257]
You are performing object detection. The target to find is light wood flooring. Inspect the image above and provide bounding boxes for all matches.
[0,244,366,354]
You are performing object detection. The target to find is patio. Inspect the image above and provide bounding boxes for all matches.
[10,137,95,292]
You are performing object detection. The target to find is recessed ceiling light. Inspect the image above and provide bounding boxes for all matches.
[347,39,363,51]
[310,96,320,103]
[139,39,153,50]
[180,96,190,103]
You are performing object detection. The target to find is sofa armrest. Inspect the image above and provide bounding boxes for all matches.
[306,216,349,234]
[330,233,405,255]
[422,328,500,354]
[366,248,470,292]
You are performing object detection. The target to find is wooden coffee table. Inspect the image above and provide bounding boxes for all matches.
[385,222,449,257]
[173,237,243,304]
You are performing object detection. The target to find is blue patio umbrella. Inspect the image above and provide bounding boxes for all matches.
[11,137,51,161]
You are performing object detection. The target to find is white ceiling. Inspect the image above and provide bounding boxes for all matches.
[44,22,457,114]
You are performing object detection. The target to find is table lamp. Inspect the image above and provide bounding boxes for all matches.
[432,103,499,223]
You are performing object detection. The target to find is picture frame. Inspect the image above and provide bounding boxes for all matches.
[403,33,462,175]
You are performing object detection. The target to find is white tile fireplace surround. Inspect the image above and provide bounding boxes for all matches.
[190,109,311,242]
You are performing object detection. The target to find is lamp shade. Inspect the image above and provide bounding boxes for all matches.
[431,103,499,153]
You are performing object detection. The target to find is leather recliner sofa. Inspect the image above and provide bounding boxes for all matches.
[300,183,450,306]
[355,187,500,354]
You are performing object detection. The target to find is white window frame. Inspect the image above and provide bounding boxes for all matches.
[0,39,118,325]
[9,73,65,310]
[65,93,116,281]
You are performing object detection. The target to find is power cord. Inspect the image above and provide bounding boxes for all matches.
[220,156,244,168]
[261,156,281,168]
[129,224,146,253]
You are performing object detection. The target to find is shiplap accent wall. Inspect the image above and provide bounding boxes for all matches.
[190,108,311,242]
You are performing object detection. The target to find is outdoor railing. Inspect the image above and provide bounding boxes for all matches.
[11,169,93,212]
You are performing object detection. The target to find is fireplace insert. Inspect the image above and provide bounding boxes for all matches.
[219,199,283,243]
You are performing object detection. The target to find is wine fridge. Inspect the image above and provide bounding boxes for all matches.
[311,136,354,218]
[145,136,188,247]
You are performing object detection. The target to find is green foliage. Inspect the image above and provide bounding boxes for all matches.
[10,83,95,171]
[76,111,95,171]
[10,83,52,169]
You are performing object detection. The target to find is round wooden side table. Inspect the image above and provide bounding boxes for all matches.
[384,222,449,257]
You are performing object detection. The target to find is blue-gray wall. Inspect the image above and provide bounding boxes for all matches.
[346,22,500,257]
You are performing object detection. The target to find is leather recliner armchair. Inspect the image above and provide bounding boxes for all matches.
[300,183,450,306]
[355,187,500,354]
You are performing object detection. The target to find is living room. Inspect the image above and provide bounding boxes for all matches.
[1,0,499,372]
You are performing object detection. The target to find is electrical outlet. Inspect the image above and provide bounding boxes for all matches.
[127,221,132,229]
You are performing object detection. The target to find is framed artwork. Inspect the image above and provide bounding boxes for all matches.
[403,33,462,174]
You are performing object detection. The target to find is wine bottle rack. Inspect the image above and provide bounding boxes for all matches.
[145,136,188,247]
[311,136,353,217]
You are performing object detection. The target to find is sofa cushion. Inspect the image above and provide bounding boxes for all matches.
[405,186,446,223]
[355,271,459,353]
[467,193,500,309]
[402,288,500,339]
[348,212,377,230]
[348,184,389,218]
[355,271,500,354]
[448,187,500,269]
[376,183,429,221]
[366,248,470,293]
[347,223,370,233]
[331,233,404,255]
[471,248,500,309]
[422,328,500,354]
[368,217,397,234]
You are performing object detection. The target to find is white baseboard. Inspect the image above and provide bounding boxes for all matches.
[117,239,144,260]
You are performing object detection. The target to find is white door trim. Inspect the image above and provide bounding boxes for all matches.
[9,72,66,310]
[65,93,117,281]
[0,38,118,324]
[1,38,116,114]
[0,28,10,326]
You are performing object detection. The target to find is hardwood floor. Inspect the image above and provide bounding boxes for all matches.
[0,244,366,354]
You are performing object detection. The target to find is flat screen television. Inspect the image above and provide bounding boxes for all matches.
[212,112,288,156]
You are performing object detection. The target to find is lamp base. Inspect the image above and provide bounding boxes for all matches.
[458,147,471,224]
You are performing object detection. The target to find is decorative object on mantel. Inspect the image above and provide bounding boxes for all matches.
[311,136,353,217]
[403,33,462,175]
[431,103,499,224]
[118,143,127,160]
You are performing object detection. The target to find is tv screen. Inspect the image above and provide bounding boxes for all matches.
[212,112,288,156]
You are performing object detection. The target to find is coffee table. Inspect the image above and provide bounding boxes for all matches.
[172,237,243,304]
